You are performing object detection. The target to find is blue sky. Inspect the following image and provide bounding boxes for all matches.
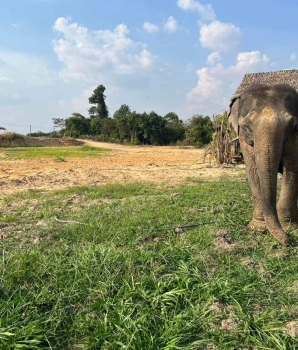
[1,0,298,134]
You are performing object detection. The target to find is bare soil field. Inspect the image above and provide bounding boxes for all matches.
[0,140,245,195]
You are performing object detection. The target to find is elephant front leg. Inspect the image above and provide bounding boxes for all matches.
[249,193,267,232]
[241,140,266,232]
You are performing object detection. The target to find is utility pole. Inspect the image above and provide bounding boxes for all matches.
[29,125,31,137]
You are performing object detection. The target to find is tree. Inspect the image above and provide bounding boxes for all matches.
[164,112,180,124]
[186,115,214,147]
[88,85,109,120]
[163,112,185,144]
[113,104,132,143]
[52,118,65,130]
[64,113,90,137]
[128,111,141,144]
[90,118,101,135]
[138,112,150,144]
[138,111,166,145]
[100,118,118,140]
[148,111,166,145]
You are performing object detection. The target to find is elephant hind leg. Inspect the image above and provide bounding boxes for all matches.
[277,139,298,230]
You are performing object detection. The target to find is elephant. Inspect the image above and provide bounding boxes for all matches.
[228,83,298,245]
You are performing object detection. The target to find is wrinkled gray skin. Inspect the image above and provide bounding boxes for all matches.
[229,84,298,245]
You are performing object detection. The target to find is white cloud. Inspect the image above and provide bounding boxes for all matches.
[199,21,241,52]
[0,77,14,84]
[52,17,158,82]
[186,50,271,114]
[0,48,65,132]
[164,16,179,33]
[189,67,222,99]
[178,1,241,53]
[290,53,297,61]
[232,51,269,71]
[0,49,56,87]
[206,51,221,65]
[177,0,216,22]
[70,86,96,113]
[0,48,57,109]
[9,23,22,29]
[143,22,159,33]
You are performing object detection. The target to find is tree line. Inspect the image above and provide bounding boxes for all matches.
[52,84,217,147]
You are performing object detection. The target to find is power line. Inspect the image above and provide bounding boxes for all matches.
[0,122,53,130]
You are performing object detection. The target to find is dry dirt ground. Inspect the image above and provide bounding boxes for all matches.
[0,140,246,196]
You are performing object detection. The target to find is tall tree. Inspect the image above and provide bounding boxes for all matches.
[148,111,166,145]
[138,112,150,144]
[138,111,166,145]
[64,113,90,137]
[186,115,214,147]
[88,85,109,120]
[113,104,132,142]
[163,112,185,144]
[128,111,141,144]
[164,112,180,124]
[52,118,66,131]
[100,118,118,140]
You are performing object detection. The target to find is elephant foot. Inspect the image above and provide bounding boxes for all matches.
[270,230,290,246]
[248,219,267,233]
[248,220,290,245]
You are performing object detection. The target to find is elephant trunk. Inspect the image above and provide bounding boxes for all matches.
[253,116,290,245]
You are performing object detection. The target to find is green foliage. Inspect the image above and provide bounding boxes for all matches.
[113,104,132,142]
[64,113,90,138]
[52,118,65,130]
[2,180,298,348]
[163,112,185,144]
[112,107,181,145]
[2,146,109,159]
[58,83,228,148]
[128,111,141,144]
[88,84,109,120]
[0,132,25,147]
[185,115,214,147]
[138,111,166,145]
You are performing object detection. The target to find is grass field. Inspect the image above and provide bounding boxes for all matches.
[1,145,109,159]
[1,179,298,349]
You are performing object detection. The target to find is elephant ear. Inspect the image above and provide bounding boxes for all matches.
[228,94,241,135]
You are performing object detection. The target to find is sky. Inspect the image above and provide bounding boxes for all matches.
[1,0,298,134]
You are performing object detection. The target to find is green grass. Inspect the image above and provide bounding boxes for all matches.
[0,145,109,159]
[1,180,298,349]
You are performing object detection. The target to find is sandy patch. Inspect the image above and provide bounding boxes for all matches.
[0,140,245,196]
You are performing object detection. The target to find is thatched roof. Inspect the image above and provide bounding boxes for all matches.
[233,69,298,96]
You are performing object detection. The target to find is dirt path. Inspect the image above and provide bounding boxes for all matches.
[0,141,245,195]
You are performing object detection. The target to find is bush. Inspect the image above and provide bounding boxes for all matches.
[0,132,24,140]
